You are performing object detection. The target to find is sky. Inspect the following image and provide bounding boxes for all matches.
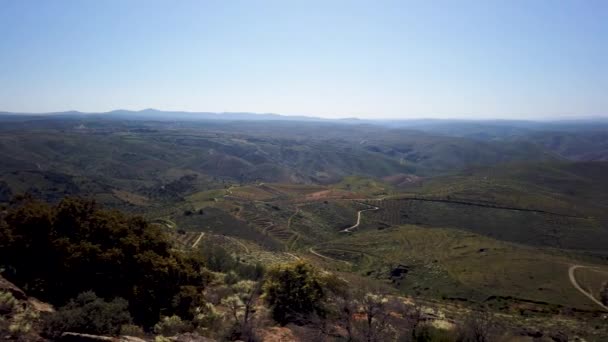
[0,0,606,119]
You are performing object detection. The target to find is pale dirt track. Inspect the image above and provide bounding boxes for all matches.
[568,265,608,311]
[284,252,301,261]
[191,232,205,248]
[308,246,352,265]
[340,203,379,233]
[309,201,379,262]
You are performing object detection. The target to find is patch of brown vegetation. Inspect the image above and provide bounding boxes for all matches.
[304,189,360,201]
[383,173,423,187]
[28,297,54,313]
[258,326,300,342]
[112,190,150,206]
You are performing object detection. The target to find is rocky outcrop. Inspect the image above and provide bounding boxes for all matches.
[0,275,26,300]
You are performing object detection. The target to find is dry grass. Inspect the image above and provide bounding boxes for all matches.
[111,189,150,206]
[317,224,608,310]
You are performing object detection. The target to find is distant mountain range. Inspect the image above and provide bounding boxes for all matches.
[2,108,606,125]
[0,109,330,122]
[2,109,608,143]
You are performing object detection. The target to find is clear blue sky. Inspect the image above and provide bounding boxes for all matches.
[0,0,606,119]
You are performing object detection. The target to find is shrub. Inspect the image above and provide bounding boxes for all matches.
[0,290,39,338]
[153,315,191,336]
[171,286,205,321]
[355,293,396,341]
[0,197,210,327]
[43,291,131,338]
[456,309,497,342]
[221,280,262,340]
[0,290,19,315]
[193,302,222,330]
[224,271,240,285]
[200,240,265,281]
[413,325,455,342]
[263,261,325,324]
[120,324,145,337]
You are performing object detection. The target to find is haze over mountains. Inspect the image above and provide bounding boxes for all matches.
[3,108,607,123]
[3,109,608,162]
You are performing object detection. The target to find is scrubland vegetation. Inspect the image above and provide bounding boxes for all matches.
[1,116,608,340]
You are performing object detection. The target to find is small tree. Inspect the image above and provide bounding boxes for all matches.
[457,309,496,342]
[221,281,262,341]
[334,291,357,341]
[263,261,325,325]
[332,291,413,341]
[357,293,395,342]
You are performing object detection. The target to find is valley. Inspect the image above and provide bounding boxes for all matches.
[1,114,608,340]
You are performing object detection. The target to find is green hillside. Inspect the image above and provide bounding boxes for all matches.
[1,117,608,340]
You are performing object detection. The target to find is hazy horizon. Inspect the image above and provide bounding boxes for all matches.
[3,107,608,122]
[1,0,606,119]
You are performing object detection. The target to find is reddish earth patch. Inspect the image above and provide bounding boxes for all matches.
[259,326,300,342]
[304,189,361,201]
[383,173,423,187]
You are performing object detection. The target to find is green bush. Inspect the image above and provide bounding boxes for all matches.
[120,324,145,337]
[263,261,326,324]
[224,271,240,285]
[171,285,205,321]
[42,291,132,338]
[200,240,265,280]
[0,197,211,327]
[193,302,222,331]
[0,290,19,315]
[153,315,191,336]
[0,290,39,338]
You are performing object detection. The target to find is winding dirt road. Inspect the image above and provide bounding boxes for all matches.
[340,203,380,233]
[308,201,380,262]
[308,247,352,265]
[568,265,608,311]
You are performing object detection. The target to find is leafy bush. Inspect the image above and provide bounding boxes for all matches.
[0,197,211,327]
[224,271,240,285]
[171,285,205,321]
[0,290,39,338]
[120,324,145,337]
[193,302,222,331]
[200,240,265,280]
[263,261,326,324]
[0,290,19,315]
[153,315,191,336]
[42,291,131,338]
